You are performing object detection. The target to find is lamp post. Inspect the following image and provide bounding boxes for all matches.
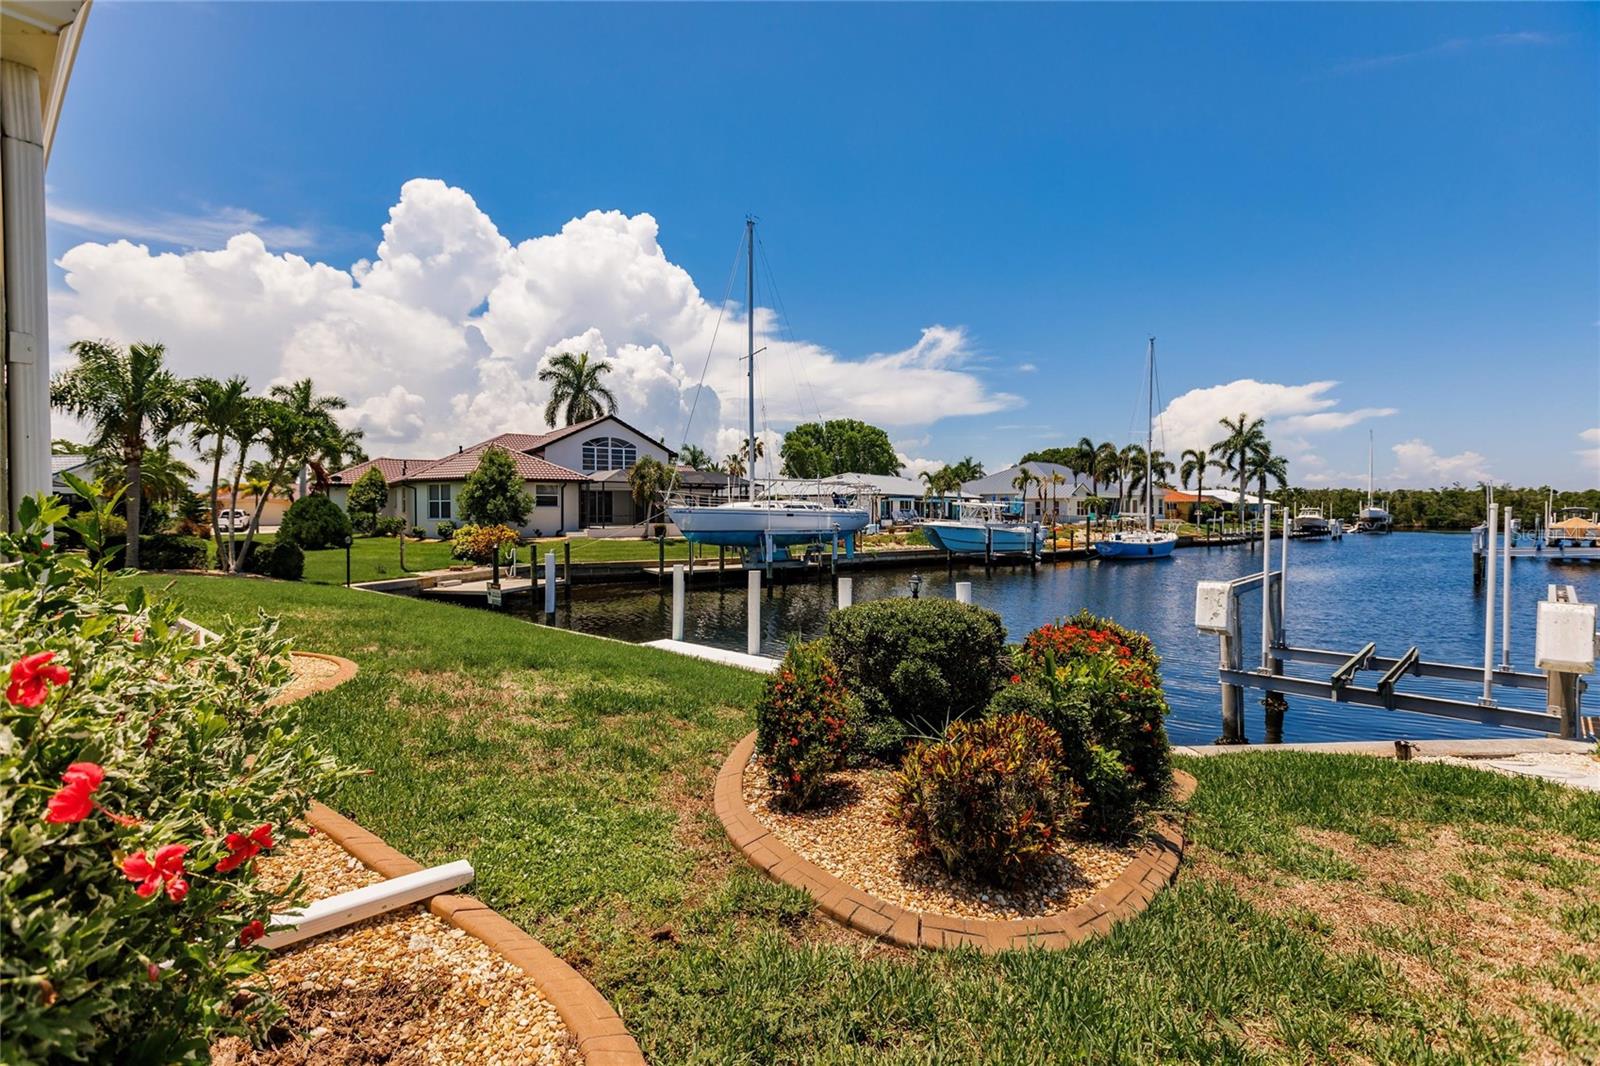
[343,534,352,587]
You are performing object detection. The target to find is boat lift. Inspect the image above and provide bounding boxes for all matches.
[1197,504,1595,743]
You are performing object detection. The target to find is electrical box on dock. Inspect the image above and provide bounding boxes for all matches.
[1534,600,1597,674]
[1195,581,1235,634]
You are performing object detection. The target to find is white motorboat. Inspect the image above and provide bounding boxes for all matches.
[666,218,869,554]
[1292,506,1330,537]
[923,502,1042,555]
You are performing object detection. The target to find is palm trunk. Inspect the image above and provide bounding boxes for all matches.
[208,444,224,571]
[125,456,143,569]
[238,459,290,567]
[226,446,248,572]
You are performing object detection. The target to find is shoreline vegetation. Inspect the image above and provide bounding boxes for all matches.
[130,573,1600,1064]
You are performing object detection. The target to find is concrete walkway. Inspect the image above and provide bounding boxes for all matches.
[1174,737,1599,791]
[642,639,780,674]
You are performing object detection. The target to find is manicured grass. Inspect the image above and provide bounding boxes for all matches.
[210,534,458,585]
[530,535,694,564]
[139,575,1600,1064]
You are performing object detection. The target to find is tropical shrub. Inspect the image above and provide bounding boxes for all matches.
[345,467,388,530]
[892,713,1077,887]
[434,519,456,540]
[373,515,404,537]
[458,446,532,528]
[0,492,342,1061]
[825,598,1008,744]
[450,523,520,564]
[1018,611,1171,800]
[120,533,209,572]
[753,640,860,809]
[276,493,351,551]
[349,509,376,536]
[239,541,305,581]
[408,526,428,540]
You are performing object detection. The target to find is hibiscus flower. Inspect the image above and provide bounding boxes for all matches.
[122,843,190,901]
[43,762,104,824]
[6,651,70,708]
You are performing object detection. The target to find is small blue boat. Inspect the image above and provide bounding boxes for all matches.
[1095,529,1177,559]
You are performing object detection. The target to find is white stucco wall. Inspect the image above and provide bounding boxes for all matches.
[540,420,670,476]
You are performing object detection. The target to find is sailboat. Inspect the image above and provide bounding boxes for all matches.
[1095,338,1178,560]
[666,219,870,557]
[1353,431,1391,533]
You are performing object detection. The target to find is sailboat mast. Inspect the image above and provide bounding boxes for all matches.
[1367,430,1374,509]
[1145,336,1155,532]
[746,217,757,504]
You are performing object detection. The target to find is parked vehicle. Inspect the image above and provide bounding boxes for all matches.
[215,509,252,533]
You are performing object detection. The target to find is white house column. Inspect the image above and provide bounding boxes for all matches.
[2,60,52,527]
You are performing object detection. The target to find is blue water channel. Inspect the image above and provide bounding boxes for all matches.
[544,532,1600,745]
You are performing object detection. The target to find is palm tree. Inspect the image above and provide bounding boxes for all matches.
[50,340,189,568]
[316,424,368,473]
[678,444,712,470]
[232,379,349,569]
[1070,436,1097,489]
[1117,444,1145,508]
[1211,412,1268,524]
[627,456,673,533]
[1011,466,1036,520]
[132,443,198,516]
[1049,471,1066,522]
[189,375,252,563]
[1179,447,1218,527]
[949,456,985,482]
[1245,443,1289,511]
[723,453,745,500]
[538,351,618,428]
[1128,448,1174,510]
[1092,443,1121,505]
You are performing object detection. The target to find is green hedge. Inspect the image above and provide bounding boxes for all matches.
[277,493,351,550]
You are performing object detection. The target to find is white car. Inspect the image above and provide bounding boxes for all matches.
[216,509,252,533]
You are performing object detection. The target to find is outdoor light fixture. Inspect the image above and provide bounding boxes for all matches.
[343,534,353,587]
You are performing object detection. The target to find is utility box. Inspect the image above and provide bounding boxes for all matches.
[1195,581,1235,634]
[1534,600,1597,674]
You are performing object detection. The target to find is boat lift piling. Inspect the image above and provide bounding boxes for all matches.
[1197,511,1594,741]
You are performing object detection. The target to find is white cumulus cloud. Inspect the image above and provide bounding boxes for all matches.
[50,180,1014,462]
[1389,438,1492,486]
[1155,378,1397,467]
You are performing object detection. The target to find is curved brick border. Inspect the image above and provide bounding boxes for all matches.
[305,802,646,1066]
[269,652,360,706]
[715,731,1195,952]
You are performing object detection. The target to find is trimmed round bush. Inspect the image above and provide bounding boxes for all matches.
[373,514,404,537]
[892,713,1077,887]
[825,598,1008,742]
[238,541,305,581]
[754,640,860,809]
[435,519,456,540]
[276,493,351,551]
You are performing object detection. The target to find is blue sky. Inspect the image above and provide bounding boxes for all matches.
[45,2,1599,487]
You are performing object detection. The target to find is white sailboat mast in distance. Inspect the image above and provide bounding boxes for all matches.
[1095,337,1178,559]
[666,218,870,554]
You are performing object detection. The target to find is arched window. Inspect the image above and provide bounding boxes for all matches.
[581,436,637,472]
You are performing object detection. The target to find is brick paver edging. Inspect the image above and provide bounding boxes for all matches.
[714,731,1196,952]
[304,801,646,1066]
[271,652,360,705]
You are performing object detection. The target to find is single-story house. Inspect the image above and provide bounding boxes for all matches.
[1162,490,1229,522]
[326,415,731,538]
[50,453,99,494]
[961,464,1101,522]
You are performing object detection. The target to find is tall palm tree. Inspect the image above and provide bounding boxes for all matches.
[1211,412,1268,522]
[1127,448,1173,508]
[1117,444,1145,508]
[1011,466,1036,520]
[316,424,368,473]
[50,340,189,568]
[189,375,252,563]
[1071,436,1098,489]
[1049,471,1066,522]
[1179,447,1217,525]
[627,456,673,532]
[723,452,745,500]
[233,379,349,569]
[538,351,618,428]
[1092,442,1121,504]
[1245,443,1289,510]
[678,444,712,470]
[949,456,985,482]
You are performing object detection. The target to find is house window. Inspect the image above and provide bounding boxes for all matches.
[534,483,559,507]
[427,484,452,520]
[581,436,637,472]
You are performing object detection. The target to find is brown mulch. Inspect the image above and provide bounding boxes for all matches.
[743,760,1139,921]
[210,833,579,1066]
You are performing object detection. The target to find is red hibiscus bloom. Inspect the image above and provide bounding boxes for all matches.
[43,761,105,824]
[7,651,70,708]
[122,843,189,900]
[239,919,267,947]
[216,823,276,873]
[1010,674,1021,685]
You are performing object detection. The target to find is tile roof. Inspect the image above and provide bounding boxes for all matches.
[327,457,418,485]
[403,447,586,482]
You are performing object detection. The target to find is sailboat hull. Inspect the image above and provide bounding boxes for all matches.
[923,522,1041,555]
[667,504,870,548]
[1094,535,1177,560]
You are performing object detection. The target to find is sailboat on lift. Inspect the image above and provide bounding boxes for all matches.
[1353,430,1391,533]
[1095,337,1179,560]
[666,218,870,556]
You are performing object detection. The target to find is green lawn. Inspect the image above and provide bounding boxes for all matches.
[211,534,458,585]
[141,575,1600,1064]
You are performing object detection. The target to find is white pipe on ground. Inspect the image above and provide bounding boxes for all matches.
[955,581,972,604]
[671,563,685,641]
[837,576,852,609]
[747,569,761,656]
[1260,503,1273,671]
[259,860,474,951]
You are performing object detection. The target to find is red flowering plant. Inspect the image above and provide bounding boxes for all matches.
[998,610,1173,839]
[754,639,861,810]
[0,489,343,1062]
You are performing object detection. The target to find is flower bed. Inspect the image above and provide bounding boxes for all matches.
[718,732,1194,951]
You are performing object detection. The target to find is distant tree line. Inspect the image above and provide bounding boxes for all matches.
[1279,485,1600,531]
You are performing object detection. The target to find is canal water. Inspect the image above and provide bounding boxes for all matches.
[532,533,1599,745]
